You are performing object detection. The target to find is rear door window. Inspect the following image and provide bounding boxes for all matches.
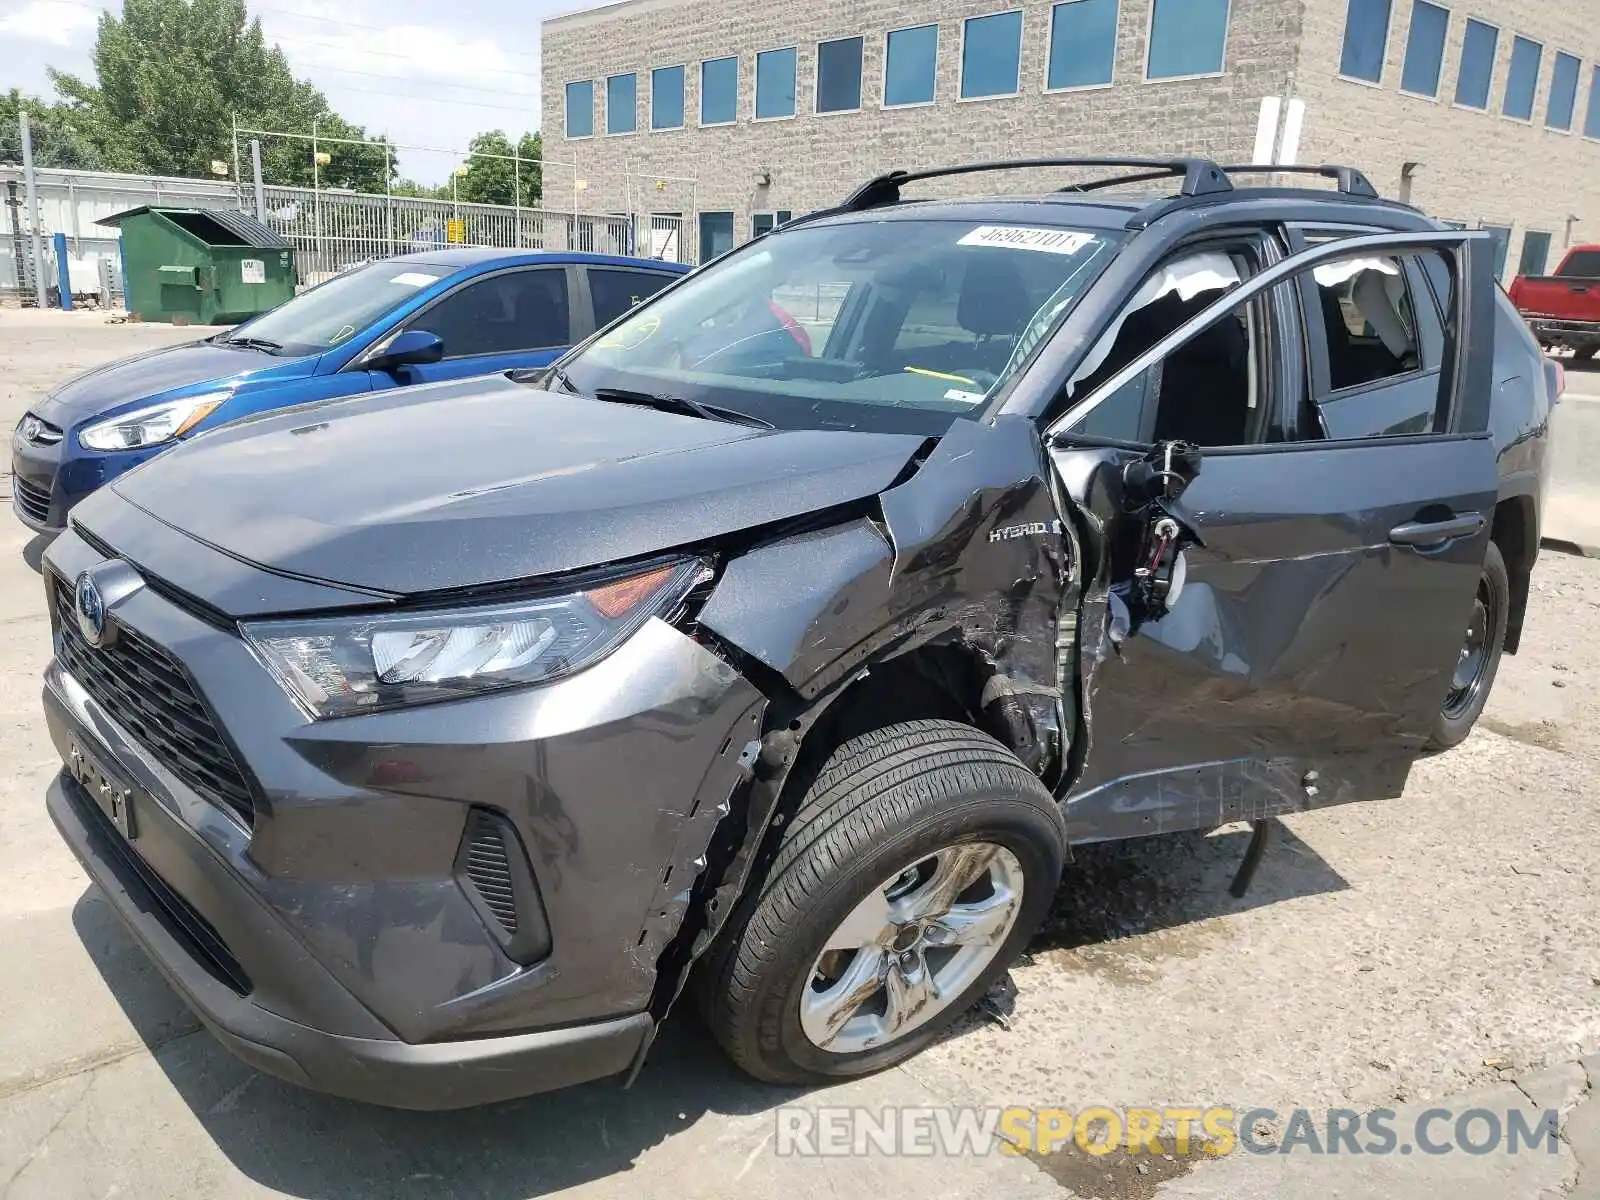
[589,268,678,328]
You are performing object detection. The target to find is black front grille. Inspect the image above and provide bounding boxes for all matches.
[13,476,51,523]
[67,774,251,995]
[462,810,519,937]
[53,577,256,825]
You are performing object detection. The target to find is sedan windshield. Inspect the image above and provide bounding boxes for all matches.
[559,219,1120,433]
[220,261,450,356]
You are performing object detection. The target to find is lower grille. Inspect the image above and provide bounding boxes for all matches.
[13,476,51,523]
[67,773,251,995]
[52,577,256,825]
[455,808,551,965]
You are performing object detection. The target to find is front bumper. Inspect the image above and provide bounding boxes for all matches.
[11,430,164,534]
[41,523,764,1107]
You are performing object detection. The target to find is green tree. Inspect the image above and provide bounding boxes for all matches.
[0,89,103,169]
[49,0,395,190]
[456,129,542,206]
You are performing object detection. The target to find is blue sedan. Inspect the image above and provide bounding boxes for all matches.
[11,248,690,533]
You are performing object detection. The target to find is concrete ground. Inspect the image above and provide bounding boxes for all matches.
[0,308,1597,1199]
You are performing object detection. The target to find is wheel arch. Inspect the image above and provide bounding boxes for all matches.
[1492,491,1537,655]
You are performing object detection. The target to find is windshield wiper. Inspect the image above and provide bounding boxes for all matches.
[589,386,772,429]
[216,334,284,352]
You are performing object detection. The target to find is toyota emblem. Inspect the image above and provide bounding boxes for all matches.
[74,571,109,647]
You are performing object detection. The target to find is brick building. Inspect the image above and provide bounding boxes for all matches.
[541,0,1600,272]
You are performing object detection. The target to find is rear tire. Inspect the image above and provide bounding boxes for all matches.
[1426,541,1509,750]
[1577,346,1599,362]
[697,719,1066,1085]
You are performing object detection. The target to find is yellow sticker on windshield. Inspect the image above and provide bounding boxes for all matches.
[597,313,660,351]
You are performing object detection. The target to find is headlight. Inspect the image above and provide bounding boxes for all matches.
[241,559,706,718]
[78,392,229,451]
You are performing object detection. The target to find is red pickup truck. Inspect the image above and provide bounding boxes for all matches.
[1509,243,1600,360]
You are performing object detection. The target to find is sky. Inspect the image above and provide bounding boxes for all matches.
[0,0,578,183]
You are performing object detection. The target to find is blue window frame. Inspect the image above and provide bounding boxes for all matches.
[1547,51,1581,130]
[816,36,864,113]
[961,10,1024,99]
[1339,0,1392,82]
[1048,0,1118,90]
[564,81,594,138]
[1453,18,1497,108]
[1588,66,1600,138]
[651,65,685,130]
[1399,1,1448,96]
[606,73,637,134]
[755,47,798,118]
[1502,35,1542,119]
[884,24,938,106]
[700,57,738,125]
[1147,0,1230,80]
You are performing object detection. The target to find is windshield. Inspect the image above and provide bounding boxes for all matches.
[223,261,450,355]
[559,219,1120,433]
[1556,249,1600,278]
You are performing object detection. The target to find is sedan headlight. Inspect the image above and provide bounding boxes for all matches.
[78,392,229,451]
[241,559,706,718]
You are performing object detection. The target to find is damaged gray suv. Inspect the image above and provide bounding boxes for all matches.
[42,157,1555,1108]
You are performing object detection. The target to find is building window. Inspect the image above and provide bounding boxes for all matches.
[701,57,739,125]
[1147,0,1230,80]
[1547,51,1581,130]
[756,47,798,118]
[816,36,864,113]
[884,24,938,106]
[1502,36,1542,120]
[1453,18,1497,108]
[1048,0,1117,90]
[1399,1,1448,96]
[1339,0,1392,82]
[961,10,1024,99]
[1481,224,1511,279]
[652,65,685,130]
[606,73,637,134]
[565,81,594,138]
[1588,66,1600,138]
[699,211,735,262]
[1518,231,1552,277]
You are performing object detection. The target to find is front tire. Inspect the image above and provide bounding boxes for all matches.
[698,719,1066,1085]
[1426,540,1510,750]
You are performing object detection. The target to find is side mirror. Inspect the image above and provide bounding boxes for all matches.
[364,329,444,372]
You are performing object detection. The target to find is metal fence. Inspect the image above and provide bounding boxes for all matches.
[261,186,688,282]
[3,165,696,302]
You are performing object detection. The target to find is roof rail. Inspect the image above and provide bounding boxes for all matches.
[840,157,1233,211]
[1216,163,1380,198]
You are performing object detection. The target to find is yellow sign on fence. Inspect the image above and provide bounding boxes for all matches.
[445,219,466,244]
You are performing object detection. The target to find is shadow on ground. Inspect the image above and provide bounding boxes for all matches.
[22,532,51,575]
[70,823,1347,1198]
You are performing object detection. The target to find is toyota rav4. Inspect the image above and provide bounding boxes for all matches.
[41,158,1556,1109]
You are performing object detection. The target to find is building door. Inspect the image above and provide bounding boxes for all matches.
[699,211,735,263]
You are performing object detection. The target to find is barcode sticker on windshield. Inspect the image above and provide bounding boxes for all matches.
[958,226,1094,256]
[390,272,437,288]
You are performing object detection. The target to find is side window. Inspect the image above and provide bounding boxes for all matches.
[411,270,571,358]
[1303,252,1443,441]
[589,269,675,328]
[1065,249,1258,447]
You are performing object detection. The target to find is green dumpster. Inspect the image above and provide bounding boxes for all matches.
[97,206,297,325]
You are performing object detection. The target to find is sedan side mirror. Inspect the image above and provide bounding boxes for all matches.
[364,329,445,373]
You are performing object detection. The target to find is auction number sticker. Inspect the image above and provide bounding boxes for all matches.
[958,226,1094,255]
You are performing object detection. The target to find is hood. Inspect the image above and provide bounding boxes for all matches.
[108,374,925,596]
[34,340,316,427]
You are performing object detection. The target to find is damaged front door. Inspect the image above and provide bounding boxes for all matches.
[1045,229,1499,842]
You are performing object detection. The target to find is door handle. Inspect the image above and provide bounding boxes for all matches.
[1389,513,1484,547]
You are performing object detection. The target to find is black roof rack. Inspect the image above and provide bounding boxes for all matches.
[1215,163,1380,198]
[840,157,1233,211]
